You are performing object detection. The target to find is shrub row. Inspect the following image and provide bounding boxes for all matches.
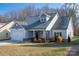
[32,38,46,43]
[49,35,71,42]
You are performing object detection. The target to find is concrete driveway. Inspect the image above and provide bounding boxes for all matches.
[0,40,19,46]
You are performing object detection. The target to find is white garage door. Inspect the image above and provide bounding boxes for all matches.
[11,29,26,41]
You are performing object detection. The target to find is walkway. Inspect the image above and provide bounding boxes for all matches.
[0,40,19,46]
[67,45,79,56]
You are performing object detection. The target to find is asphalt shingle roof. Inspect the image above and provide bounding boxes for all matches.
[11,13,70,30]
[22,16,53,30]
[52,16,70,29]
[12,23,23,29]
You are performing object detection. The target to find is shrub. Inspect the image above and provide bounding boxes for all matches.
[37,39,42,43]
[57,35,62,47]
[33,38,37,43]
[42,38,46,43]
[50,36,54,42]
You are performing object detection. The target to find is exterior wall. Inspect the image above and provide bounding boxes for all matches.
[25,31,30,39]
[0,29,10,40]
[50,30,67,39]
[0,21,15,40]
[10,28,26,41]
[27,31,33,38]
[46,16,50,21]
[46,13,58,31]
[67,18,74,38]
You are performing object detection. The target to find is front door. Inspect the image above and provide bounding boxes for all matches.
[35,31,39,39]
[35,31,43,39]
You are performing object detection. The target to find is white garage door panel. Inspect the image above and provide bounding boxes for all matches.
[11,29,26,41]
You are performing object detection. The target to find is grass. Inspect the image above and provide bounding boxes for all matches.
[0,44,69,56]
[0,36,79,56]
[70,36,79,45]
[60,36,79,47]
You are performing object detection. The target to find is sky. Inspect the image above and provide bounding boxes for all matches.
[0,3,63,15]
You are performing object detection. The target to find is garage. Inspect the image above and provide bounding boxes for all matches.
[10,23,26,42]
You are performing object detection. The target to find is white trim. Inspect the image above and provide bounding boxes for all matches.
[28,29,45,31]
[45,13,58,31]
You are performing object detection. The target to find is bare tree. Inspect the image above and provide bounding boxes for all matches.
[58,3,79,35]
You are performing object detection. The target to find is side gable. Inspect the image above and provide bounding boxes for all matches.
[52,16,70,30]
[67,18,73,30]
[67,17,74,37]
[45,13,59,31]
[11,23,25,30]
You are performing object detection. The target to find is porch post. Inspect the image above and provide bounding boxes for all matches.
[33,30,35,38]
[43,31,46,39]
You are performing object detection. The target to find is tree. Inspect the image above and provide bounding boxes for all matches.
[4,5,36,21]
[57,3,79,35]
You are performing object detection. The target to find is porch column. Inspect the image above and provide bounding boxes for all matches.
[33,30,35,38]
[43,31,46,39]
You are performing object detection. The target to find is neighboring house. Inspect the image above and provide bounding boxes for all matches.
[0,21,15,40]
[10,12,74,42]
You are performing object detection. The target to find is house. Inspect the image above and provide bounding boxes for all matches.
[0,21,15,40]
[10,12,74,42]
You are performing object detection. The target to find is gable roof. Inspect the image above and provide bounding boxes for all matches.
[11,13,71,30]
[11,23,23,29]
[52,16,70,30]
[22,13,56,30]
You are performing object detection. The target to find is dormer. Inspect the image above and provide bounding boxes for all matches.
[40,12,50,22]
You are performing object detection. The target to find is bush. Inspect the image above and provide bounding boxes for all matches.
[33,38,37,43]
[57,35,62,43]
[57,35,62,47]
[50,36,54,42]
[37,39,42,43]
[42,38,46,43]
[32,38,46,43]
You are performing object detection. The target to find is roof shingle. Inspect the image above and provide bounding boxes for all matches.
[52,16,70,29]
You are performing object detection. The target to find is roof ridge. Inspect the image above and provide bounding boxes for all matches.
[0,22,10,29]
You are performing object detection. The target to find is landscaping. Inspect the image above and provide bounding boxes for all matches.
[0,36,78,56]
[0,45,69,56]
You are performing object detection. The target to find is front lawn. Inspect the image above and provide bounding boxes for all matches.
[0,36,79,56]
[70,36,79,45]
[0,45,69,56]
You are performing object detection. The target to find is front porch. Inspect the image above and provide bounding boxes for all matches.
[27,30,50,42]
[33,31,46,39]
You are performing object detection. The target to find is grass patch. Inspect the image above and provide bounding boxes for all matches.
[69,36,79,45]
[70,38,79,45]
[1,36,79,56]
[44,47,68,56]
[72,36,79,39]
[0,45,69,56]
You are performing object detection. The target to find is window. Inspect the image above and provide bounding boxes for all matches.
[6,33,8,38]
[40,17,46,22]
[54,32,62,37]
[60,32,62,36]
